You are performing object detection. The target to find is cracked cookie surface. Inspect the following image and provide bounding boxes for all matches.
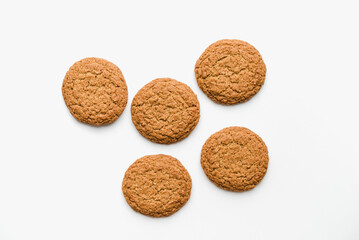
[195,39,266,105]
[62,57,128,125]
[122,154,192,217]
[131,78,200,144]
[201,127,269,191]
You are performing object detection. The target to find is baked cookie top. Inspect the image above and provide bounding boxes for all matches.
[122,154,192,217]
[201,127,269,191]
[62,57,128,125]
[195,39,266,105]
[131,78,200,144]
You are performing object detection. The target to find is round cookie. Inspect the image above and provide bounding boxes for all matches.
[62,57,128,126]
[195,39,266,105]
[201,127,269,191]
[122,154,192,217]
[131,78,200,144]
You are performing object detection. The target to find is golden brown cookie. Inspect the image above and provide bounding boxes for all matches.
[122,154,192,217]
[195,39,266,105]
[131,78,200,144]
[62,57,128,126]
[201,127,269,191]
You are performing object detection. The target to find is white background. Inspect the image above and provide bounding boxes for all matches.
[0,0,358,239]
